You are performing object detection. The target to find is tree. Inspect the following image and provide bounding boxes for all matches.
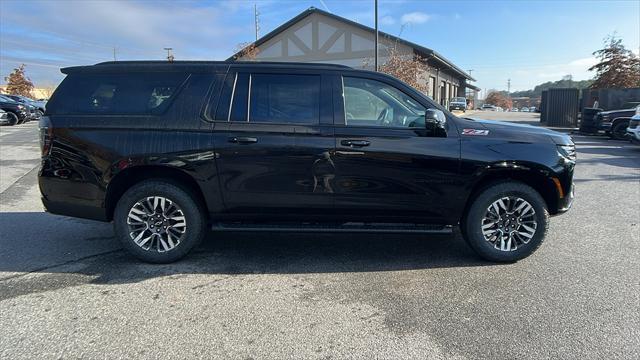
[4,64,34,97]
[365,46,433,94]
[589,35,640,89]
[233,42,260,61]
[485,91,512,109]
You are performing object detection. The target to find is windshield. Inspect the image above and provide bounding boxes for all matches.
[452,97,466,103]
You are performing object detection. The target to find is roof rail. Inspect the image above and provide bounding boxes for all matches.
[94,60,351,69]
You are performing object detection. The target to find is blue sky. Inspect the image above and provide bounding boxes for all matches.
[1,0,638,93]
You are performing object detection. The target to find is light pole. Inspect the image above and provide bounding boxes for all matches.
[164,47,174,62]
[374,0,378,72]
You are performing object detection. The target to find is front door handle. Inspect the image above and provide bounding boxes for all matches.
[341,139,370,147]
[228,136,258,144]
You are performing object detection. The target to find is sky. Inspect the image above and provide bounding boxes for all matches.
[1,0,639,93]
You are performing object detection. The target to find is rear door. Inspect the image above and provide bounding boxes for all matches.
[331,74,461,224]
[210,68,335,220]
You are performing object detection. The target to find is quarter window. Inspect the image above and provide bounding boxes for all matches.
[47,72,187,115]
[343,77,426,128]
[249,74,320,124]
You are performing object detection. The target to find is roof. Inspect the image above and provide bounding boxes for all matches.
[466,83,481,91]
[227,7,475,82]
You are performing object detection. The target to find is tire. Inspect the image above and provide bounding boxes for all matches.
[6,112,18,126]
[114,180,206,263]
[462,181,549,262]
[610,120,629,140]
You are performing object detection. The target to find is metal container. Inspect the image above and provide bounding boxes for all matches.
[543,88,579,127]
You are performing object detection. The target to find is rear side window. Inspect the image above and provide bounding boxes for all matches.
[249,74,320,124]
[48,72,187,115]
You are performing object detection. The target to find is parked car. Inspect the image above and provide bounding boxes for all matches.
[5,94,46,114]
[626,107,640,146]
[0,109,9,125]
[481,104,497,111]
[520,107,529,112]
[530,106,537,113]
[594,105,639,140]
[511,108,519,112]
[40,61,575,264]
[448,97,467,112]
[0,95,29,125]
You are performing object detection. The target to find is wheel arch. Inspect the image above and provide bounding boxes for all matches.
[461,167,561,223]
[104,165,209,222]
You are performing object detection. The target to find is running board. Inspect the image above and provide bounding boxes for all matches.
[211,222,453,234]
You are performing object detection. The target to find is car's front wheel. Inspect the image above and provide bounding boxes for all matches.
[114,180,206,263]
[610,120,629,140]
[462,182,549,262]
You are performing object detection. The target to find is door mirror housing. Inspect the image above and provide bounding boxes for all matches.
[424,109,447,137]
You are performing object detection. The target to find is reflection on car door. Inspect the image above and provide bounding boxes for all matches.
[211,70,334,220]
[332,75,461,224]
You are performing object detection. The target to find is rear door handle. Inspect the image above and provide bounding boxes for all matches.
[341,139,370,147]
[228,136,258,144]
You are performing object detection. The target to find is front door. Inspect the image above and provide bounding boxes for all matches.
[211,70,334,220]
[332,75,461,224]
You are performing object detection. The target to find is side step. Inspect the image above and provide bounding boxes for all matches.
[211,222,453,234]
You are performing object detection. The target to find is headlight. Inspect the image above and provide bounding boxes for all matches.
[557,144,576,161]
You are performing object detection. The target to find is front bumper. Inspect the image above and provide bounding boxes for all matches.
[627,128,640,145]
[555,183,575,214]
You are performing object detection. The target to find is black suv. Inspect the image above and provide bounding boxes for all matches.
[39,61,575,263]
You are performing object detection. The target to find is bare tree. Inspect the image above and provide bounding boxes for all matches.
[4,64,34,97]
[233,42,260,61]
[365,46,432,94]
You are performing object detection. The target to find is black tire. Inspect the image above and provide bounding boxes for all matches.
[610,120,629,140]
[462,181,549,262]
[114,180,206,263]
[6,112,18,126]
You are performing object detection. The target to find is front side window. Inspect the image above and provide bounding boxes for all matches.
[343,77,426,128]
[249,74,320,124]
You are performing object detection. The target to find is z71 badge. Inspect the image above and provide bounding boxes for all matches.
[462,129,489,136]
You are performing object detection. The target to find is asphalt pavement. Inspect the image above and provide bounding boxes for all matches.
[0,119,639,359]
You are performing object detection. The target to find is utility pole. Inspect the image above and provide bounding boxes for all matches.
[374,0,378,72]
[164,47,174,62]
[507,78,511,94]
[467,69,474,79]
[254,3,260,41]
[113,47,117,61]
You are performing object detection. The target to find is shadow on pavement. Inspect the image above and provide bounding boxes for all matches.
[0,212,490,294]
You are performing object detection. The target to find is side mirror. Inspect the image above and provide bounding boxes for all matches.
[424,109,446,137]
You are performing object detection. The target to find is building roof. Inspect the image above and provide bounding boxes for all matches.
[227,7,475,82]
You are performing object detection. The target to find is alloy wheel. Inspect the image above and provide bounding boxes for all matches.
[126,196,187,252]
[481,196,537,252]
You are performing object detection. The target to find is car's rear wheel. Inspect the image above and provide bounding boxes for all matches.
[114,180,206,263]
[462,182,549,262]
[610,120,629,140]
[6,112,18,126]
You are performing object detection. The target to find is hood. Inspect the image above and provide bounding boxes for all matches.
[462,118,572,145]
[600,108,636,115]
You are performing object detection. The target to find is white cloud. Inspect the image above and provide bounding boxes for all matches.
[380,16,396,25]
[568,57,598,67]
[400,12,431,25]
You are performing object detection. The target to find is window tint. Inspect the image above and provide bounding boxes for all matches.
[49,72,187,115]
[249,74,320,124]
[343,77,426,128]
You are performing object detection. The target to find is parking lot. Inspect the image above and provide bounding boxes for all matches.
[0,120,639,359]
